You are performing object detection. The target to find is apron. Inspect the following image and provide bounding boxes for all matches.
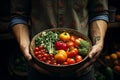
[31,0,89,37]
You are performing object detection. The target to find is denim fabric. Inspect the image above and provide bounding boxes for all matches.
[90,15,109,23]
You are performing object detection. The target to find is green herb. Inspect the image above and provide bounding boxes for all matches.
[35,31,59,54]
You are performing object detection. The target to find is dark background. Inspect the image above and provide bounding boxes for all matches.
[0,0,120,80]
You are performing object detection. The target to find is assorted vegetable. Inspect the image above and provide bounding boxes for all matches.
[33,31,90,65]
[35,31,59,54]
[104,51,120,73]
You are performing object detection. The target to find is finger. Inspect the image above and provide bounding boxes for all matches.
[76,52,100,73]
[23,47,32,61]
[88,46,101,58]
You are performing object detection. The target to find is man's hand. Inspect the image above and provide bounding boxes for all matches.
[76,20,107,73]
[21,44,51,75]
[12,24,51,75]
[76,41,103,73]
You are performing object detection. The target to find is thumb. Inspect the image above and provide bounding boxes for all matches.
[22,47,32,61]
[88,46,97,58]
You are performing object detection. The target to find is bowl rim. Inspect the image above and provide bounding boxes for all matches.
[30,28,92,67]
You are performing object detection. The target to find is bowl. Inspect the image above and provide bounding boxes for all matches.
[30,28,92,73]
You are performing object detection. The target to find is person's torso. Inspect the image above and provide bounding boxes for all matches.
[31,0,89,37]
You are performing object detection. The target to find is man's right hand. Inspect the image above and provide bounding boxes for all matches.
[12,24,51,75]
[21,44,51,75]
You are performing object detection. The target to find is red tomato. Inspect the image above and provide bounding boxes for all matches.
[34,47,39,52]
[63,62,68,65]
[72,48,78,56]
[67,47,78,58]
[75,55,83,62]
[70,36,76,42]
[39,45,44,50]
[67,58,75,64]
[37,54,42,59]
[34,51,39,56]
[46,60,51,64]
[67,51,74,58]
[43,53,49,57]
[55,41,68,50]
[67,41,75,48]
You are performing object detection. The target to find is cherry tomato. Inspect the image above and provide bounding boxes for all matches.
[67,58,75,64]
[39,45,44,50]
[55,50,67,63]
[46,60,51,64]
[37,54,42,59]
[43,53,49,57]
[63,62,68,65]
[34,51,39,56]
[60,32,70,41]
[34,47,39,52]
[75,55,83,62]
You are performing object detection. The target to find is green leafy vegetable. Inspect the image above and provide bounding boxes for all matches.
[78,48,88,56]
[35,31,59,54]
[78,40,90,56]
[80,40,90,49]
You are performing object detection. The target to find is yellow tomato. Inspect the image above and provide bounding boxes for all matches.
[111,53,118,60]
[60,32,70,41]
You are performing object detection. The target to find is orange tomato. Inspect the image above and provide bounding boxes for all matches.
[57,50,67,58]
[105,55,111,60]
[75,38,83,45]
[55,50,67,63]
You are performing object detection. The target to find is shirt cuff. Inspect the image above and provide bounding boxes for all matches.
[8,17,28,30]
[90,15,109,23]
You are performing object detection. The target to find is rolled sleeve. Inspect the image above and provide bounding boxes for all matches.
[90,15,109,23]
[8,17,28,30]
